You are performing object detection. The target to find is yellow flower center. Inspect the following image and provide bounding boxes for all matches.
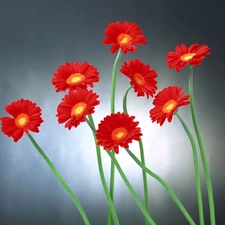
[134,73,145,86]
[162,100,177,113]
[71,102,87,116]
[117,33,132,46]
[15,113,29,128]
[180,53,196,62]
[111,127,128,141]
[66,73,85,85]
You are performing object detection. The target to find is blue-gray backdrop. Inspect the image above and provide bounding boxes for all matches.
[0,0,224,224]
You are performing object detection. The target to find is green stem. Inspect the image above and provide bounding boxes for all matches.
[126,148,196,225]
[188,66,215,225]
[111,48,122,114]
[122,85,132,114]
[87,115,120,225]
[139,138,150,225]
[108,151,115,225]
[86,117,96,133]
[123,85,150,225]
[26,133,90,225]
[106,150,156,225]
[88,115,155,224]
[108,48,122,225]
[175,112,204,225]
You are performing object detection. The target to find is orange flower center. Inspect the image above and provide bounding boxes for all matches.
[117,33,132,46]
[134,73,145,86]
[66,73,85,85]
[14,113,29,128]
[162,100,177,113]
[180,53,196,62]
[111,127,128,141]
[71,102,87,116]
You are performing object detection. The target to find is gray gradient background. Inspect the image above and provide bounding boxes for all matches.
[0,0,225,224]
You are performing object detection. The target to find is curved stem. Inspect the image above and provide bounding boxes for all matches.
[122,85,132,114]
[123,85,150,225]
[87,115,120,225]
[88,115,156,224]
[108,49,122,225]
[86,117,96,133]
[188,66,215,225]
[175,112,204,225]
[26,133,90,225]
[126,148,196,225]
[106,150,156,225]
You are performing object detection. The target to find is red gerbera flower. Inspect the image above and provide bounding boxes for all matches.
[120,59,158,98]
[57,89,100,129]
[149,86,190,126]
[52,62,100,92]
[102,21,146,54]
[0,99,43,142]
[166,43,210,72]
[96,112,142,154]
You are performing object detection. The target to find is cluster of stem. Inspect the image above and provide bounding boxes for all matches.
[25,53,215,225]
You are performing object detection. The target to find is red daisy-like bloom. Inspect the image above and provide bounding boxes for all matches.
[52,62,100,92]
[0,99,43,142]
[149,86,190,126]
[96,112,142,154]
[102,21,147,54]
[120,59,158,98]
[166,43,210,72]
[57,88,100,129]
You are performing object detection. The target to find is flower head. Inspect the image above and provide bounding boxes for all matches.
[52,62,100,92]
[102,21,146,54]
[120,59,157,98]
[149,86,190,125]
[0,99,43,142]
[57,89,100,129]
[96,112,142,154]
[166,43,210,72]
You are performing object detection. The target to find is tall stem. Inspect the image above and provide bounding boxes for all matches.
[87,115,120,225]
[139,138,150,225]
[111,49,122,113]
[26,133,90,225]
[88,115,155,224]
[188,66,215,225]
[108,49,122,225]
[107,151,156,225]
[175,112,204,225]
[126,148,196,225]
[123,85,150,225]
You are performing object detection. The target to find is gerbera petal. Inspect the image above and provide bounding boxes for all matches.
[0,99,43,142]
[149,86,190,126]
[56,89,100,130]
[102,21,146,54]
[120,59,158,98]
[166,43,210,72]
[52,62,100,92]
[96,112,142,154]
